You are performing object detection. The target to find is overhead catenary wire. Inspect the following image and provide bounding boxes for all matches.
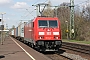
[74,0,90,8]
[21,0,49,18]
[20,0,41,19]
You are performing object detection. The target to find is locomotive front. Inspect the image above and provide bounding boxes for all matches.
[35,17,62,51]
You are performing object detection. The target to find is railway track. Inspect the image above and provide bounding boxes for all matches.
[62,42,90,55]
[46,54,72,60]
[13,37,89,60]
[44,41,90,60]
[44,52,73,60]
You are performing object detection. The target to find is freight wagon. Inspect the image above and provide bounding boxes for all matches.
[15,22,27,42]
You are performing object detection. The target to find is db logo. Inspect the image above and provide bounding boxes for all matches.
[47,32,51,35]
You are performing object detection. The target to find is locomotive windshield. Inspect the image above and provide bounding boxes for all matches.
[38,20,58,28]
[49,20,58,27]
[38,20,48,27]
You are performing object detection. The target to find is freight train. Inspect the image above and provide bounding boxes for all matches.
[10,16,62,51]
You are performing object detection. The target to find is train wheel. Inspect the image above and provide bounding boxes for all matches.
[31,43,34,48]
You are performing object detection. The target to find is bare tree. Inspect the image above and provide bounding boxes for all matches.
[57,2,70,39]
[82,1,90,21]
[42,0,54,17]
[74,3,90,41]
[86,3,90,20]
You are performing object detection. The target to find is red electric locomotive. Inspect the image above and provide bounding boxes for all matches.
[24,17,62,51]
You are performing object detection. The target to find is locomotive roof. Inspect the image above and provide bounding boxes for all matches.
[32,17,59,22]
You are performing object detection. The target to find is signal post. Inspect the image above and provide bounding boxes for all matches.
[0,12,6,45]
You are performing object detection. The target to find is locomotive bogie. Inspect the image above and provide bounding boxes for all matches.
[36,40,62,51]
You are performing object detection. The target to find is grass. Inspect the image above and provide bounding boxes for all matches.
[62,39,90,45]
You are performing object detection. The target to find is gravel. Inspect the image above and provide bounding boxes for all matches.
[60,52,88,60]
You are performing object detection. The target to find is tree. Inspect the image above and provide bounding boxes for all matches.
[42,0,54,17]
[86,3,90,20]
[12,25,15,29]
[57,2,70,39]
[74,4,90,41]
[81,2,90,21]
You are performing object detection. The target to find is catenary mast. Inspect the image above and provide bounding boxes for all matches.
[70,0,75,39]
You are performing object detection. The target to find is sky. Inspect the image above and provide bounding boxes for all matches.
[0,0,88,29]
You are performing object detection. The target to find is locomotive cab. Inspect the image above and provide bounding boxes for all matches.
[24,17,62,51]
[34,17,62,51]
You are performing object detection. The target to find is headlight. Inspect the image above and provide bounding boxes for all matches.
[40,37,42,39]
[39,32,44,35]
[54,36,59,39]
[56,37,58,39]
[38,36,44,39]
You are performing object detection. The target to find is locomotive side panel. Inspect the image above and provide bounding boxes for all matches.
[24,21,34,43]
